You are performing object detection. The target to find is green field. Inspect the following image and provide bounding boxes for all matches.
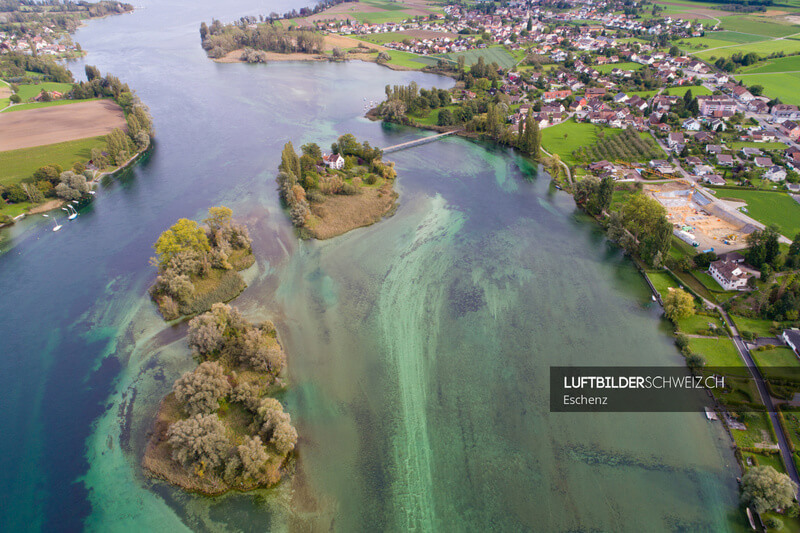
[541,120,607,166]
[688,336,744,371]
[731,315,779,337]
[677,313,726,335]
[2,97,102,113]
[629,85,712,99]
[593,62,642,73]
[731,411,776,448]
[739,54,800,74]
[15,82,74,102]
[718,15,800,38]
[729,141,787,151]
[647,270,679,299]
[714,189,800,238]
[742,451,786,474]
[381,49,438,69]
[441,46,517,69]
[697,38,800,60]
[679,37,740,52]
[409,104,458,126]
[0,136,106,186]
[734,71,800,105]
[752,346,800,381]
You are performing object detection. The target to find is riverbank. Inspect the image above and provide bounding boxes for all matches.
[215,48,420,72]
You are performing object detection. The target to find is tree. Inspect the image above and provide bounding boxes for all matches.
[235,435,270,481]
[663,288,695,323]
[54,171,89,200]
[166,414,230,472]
[596,175,613,214]
[153,218,211,268]
[173,361,231,416]
[203,206,233,233]
[741,466,797,514]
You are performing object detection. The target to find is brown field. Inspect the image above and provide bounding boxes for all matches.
[0,100,126,151]
[306,183,398,239]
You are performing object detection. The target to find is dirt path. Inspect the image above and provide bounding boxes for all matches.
[0,99,126,151]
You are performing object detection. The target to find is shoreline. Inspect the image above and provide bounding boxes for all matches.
[213,49,418,72]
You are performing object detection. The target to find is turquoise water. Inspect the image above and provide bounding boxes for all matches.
[0,1,746,530]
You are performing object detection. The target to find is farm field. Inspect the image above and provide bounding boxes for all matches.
[729,141,787,151]
[679,37,741,52]
[739,54,800,74]
[0,136,107,186]
[440,46,516,69]
[0,100,125,152]
[629,85,711,99]
[717,15,800,38]
[733,72,800,105]
[385,49,438,69]
[714,189,800,238]
[697,38,800,60]
[541,120,605,166]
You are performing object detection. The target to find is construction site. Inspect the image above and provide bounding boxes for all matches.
[644,181,757,254]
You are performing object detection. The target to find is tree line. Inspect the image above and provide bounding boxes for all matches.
[200,19,323,59]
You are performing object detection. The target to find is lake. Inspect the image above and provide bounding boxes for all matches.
[0,0,744,530]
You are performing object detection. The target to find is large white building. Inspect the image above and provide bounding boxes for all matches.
[709,260,751,291]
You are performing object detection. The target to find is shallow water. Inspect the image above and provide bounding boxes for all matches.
[0,1,746,531]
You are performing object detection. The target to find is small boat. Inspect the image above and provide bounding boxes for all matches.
[63,204,78,220]
[704,407,717,421]
[554,184,562,190]
[651,294,656,302]
[88,191,96,195]
[51,217,62,232]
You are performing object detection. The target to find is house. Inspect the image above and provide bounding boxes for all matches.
[585,87,606,98]
[717,154,734,166]
[543,89,572,103]
[709,260,751,290]
[771,104,800,121]
[683,118,701,131]
[710,118,727,132]
[697,95,736,117]
[693,131,714,144]
[588,160,614,172]
[782,329,800,356]
[706,144,723,154]
[668,132,685,151]
[694,164,714,176]
[781,120,800,141]
[613,92,629,103]
[731,85,754,102]
[719,251,745,263]
[702,174,725,185]
[741,147,763,159]
[754,156,772,168]
[649,159,674,173]
[627,95,648,111]
[323,153,345,169]
[765,165,787,182]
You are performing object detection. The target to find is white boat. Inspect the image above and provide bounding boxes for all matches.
[63,204,78,220]
[704,407,717,421]
[51,217,62,232]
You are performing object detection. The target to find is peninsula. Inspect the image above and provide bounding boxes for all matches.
[143,303,297,495]
[277,135,398,239]
[149,207,255,320]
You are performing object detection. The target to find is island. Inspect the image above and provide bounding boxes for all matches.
[149,207,255,320]
[143,303,297,495]
[277,134,398,239]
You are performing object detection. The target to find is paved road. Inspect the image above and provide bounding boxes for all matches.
[719,306,800,497]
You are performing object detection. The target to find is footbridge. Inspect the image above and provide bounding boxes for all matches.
[382,130,460,154]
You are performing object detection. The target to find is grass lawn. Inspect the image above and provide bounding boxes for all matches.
[647,270,679,299]
[679,37,740,52]
[628,85,712,99]
[688,336,745,371]
[15,82,74,102]
[540,120,606,166]
[731,315,779,337]
[441,46,517,69]
[731,410,776,448]
[780,407,800,451]
[698,39,800,61]
[713,189,800,238]
[2,97,102,113]
[742,451,786,474]
[409,104,458,126]
[382,50,440,69]
[752,346,800,381]
[0,136,107,186]
[610,188,634,211]
[676,313,726,336]
[0,200,32,218]
[728,141,787,151]
[593,61,642,73]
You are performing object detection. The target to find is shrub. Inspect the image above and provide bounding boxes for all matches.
[166,414,230,472]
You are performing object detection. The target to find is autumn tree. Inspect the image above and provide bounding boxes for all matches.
[54,171,89,200]
[153,218,210,268]
[663,288,695,323]
[173,361,231,416]
[166,414,230,472]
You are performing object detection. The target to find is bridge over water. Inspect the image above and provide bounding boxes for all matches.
[382,130,460,154]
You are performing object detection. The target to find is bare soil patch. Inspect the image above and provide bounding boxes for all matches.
[0,100,126,151]
[28,199,64,214]
[306,184,398,239]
